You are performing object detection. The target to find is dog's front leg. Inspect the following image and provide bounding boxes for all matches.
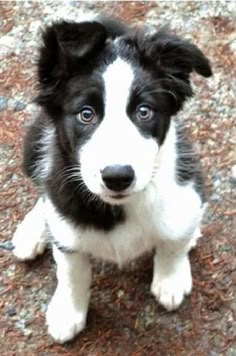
[12,197,46,260]
[46,246,92,343]
[151,240,192,311]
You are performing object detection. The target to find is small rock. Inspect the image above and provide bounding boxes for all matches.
[40,303,47,313]
[212,171,222,188]
[144,315,153,329]
[175,323,183,333]
[210,192,221,202]
[7,306,17,317]
[222,244,232,252]
[16,318,27,329]
[0,240,14,251]
[13,100,27,112]
[11,173,19,182]
[23,329,33,337]
[117,289,124,298]
[0,96,9,110]
[212,171,222,181]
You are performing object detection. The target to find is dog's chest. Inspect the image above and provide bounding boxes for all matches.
[77,188,159,265]
[46,178,202,265]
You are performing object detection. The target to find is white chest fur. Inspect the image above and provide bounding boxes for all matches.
[45,175,203,267]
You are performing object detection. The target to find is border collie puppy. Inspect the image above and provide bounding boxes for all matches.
[12,16,212,343]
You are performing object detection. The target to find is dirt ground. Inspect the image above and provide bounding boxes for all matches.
[0,1,235,355]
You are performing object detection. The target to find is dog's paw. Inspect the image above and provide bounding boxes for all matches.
[12,222,46,261]
[46,297,87,343]
[151,255,192,311]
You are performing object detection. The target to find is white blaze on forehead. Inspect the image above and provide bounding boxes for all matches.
[79,56,159,200]
[102,57,134,119]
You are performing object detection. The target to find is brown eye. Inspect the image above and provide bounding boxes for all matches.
[77,106,96,124]
[136,105,153,121]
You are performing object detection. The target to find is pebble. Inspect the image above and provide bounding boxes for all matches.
[8,98,27,111]
[212,171,222,188]
[175,323,183,333]
[40,303,48,313]
[11,173,19,182]
[210,192,221,202]
[144,315,153,329]
[6,306,17,317]
[15,319,33,337]
[23,329,33,337]
[0,241,14,251]
[13,100,27,112]
[117,289,124,298]
[0,96,9,111]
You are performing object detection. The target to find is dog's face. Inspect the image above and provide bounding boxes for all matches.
[36,20,211,205]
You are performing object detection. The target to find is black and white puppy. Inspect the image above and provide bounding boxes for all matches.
[12,16,212,343]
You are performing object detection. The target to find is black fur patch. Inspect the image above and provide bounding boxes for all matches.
[52,240,77,254]
[175,123,206,202]
[47,143,125,231]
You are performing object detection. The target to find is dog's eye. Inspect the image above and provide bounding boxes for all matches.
[136,105,153,121]
[77,107,96,124]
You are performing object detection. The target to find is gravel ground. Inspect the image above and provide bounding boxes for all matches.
[0,1,235,355]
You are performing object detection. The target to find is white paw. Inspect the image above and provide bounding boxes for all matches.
[12,199,46,260]
[12,222,46,261]
[151,255,192,311]
[46,296,87,343]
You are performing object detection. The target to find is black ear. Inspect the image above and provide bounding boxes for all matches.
[38,21,107,85]
[141,28,212,77]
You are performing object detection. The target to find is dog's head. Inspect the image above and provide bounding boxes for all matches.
[36,18,212,205]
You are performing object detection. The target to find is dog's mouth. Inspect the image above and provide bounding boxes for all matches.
[101,191,132,205]
[109,193,129,199]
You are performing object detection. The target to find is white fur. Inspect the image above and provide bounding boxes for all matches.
[12,118,204,342]
[151,249,192,311]
[46,247,91,343]
[79,58,159,204]
[12,198,46,260]
[32,125,55,182]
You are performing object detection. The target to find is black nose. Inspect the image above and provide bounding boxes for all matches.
[101,165,135,191]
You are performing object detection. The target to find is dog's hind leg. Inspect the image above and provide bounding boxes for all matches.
[12,197,47,260]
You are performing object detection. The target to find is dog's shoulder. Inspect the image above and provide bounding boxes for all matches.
[175,120,206,202]
[23,110,55,185]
